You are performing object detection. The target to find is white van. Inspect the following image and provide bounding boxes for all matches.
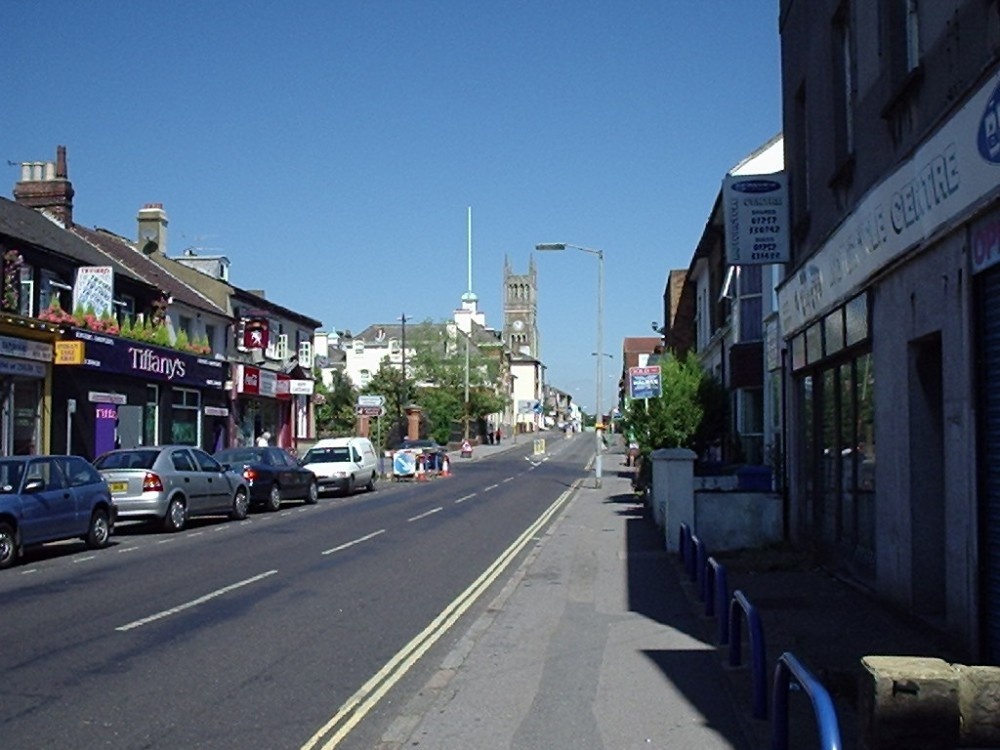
[301,437,379,496]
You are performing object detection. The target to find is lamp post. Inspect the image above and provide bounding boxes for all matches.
[535,242,605,487]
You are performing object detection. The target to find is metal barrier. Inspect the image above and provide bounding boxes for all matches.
[770,651,842,750]
[728,590,768,720]
[705,557,730,645]
[686,532,704,585]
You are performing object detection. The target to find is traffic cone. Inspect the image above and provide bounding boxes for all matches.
[440,454,451,478]
[416,454,427,482]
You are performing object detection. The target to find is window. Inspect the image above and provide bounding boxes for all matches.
[178,316,193,339]
[170,449,197,472]
[19,266,34,317]
[205,324,217,352]
[170,388,201,445]
[60,456,103,487]
[191,448,222,473]
[26,458,66,489]
[832,2,855,171]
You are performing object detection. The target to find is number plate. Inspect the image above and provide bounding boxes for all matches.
[108,481,128,494]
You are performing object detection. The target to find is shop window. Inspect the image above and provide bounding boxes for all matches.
[806,322,824,363]
[144,385,159,446]
[170,388,201,445]
[792,334,807,371]
[11,380,40,455]
[824,309,845,356]
[845,293,869,345]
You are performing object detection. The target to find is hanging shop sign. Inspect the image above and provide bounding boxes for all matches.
[55,341,85,365]
[67,328,225,389]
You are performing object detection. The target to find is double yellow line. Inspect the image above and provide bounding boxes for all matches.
[301,481,579,750]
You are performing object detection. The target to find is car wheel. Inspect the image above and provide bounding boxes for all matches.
[85,509,111,549]
[346,476,355,496]
[266,483,282,512]
[163,497,187,532]
[0,522,18,570]
[231,488,249,520]
[304,480,319,505]
[366,472,376,492]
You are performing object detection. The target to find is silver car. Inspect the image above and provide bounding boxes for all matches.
[94,445,250,532]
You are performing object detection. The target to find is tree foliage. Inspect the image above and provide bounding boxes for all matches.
[407,320,508,444]
[313,369,358,437]
[621,352,726,456]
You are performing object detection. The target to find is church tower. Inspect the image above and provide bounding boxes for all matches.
[502,255,540,358]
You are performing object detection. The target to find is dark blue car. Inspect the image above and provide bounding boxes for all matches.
[0,455,116,569]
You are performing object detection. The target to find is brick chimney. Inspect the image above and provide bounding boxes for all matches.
[12,145,75,226]
[137,203,168,255]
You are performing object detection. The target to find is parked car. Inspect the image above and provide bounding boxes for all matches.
[300,437,378,495]
[93,446,249,532]
[214,446,318,511]
[0,455,115,570]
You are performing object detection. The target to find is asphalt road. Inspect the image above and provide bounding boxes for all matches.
[0,434,592,750]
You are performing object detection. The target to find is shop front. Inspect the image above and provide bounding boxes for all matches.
[232,364,289,448]
[0,318,59,456]
[52,327,228,459]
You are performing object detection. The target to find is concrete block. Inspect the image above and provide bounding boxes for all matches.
[859,656,958,750]
[955,664,1000,745]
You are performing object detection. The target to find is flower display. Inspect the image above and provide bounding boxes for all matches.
[2,250,23,312]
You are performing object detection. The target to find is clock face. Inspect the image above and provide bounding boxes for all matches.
[512,319,524,332]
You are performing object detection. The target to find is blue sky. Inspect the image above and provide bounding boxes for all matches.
[4,1,781,414]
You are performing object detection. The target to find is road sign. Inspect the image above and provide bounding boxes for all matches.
[357,395,385,407]
[355,405,385,417]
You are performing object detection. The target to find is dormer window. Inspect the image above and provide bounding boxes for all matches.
[353,339,365,355]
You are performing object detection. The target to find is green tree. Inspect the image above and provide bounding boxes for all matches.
[621,352,708,454]
[313,369,358,437]
[407,320,508,443]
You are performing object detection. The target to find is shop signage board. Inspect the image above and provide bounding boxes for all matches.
[0,335,53,362]
[68,328,225,389]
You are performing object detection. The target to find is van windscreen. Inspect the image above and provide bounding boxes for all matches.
[303,447,351,463]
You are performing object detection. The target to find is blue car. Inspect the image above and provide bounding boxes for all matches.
[0,455,116,569]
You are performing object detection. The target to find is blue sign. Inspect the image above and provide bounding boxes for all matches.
[69,328,226,389]
[629,365,662,400]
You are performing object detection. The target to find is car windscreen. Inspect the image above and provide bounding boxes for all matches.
[0,460,24,493]
[94,450,159,470]
[302,447,351,464]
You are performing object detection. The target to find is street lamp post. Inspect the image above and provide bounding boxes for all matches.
[535,242,605,488]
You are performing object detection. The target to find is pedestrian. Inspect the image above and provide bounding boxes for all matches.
[256,431,271,447]
[487,423,494,445]
[495,426,502,444]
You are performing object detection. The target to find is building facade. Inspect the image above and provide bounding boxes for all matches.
[778,0,1000,659]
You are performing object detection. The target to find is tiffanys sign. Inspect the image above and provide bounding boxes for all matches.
[235,364,314,399]
[67,328,225,389]
[778,69,1000,336]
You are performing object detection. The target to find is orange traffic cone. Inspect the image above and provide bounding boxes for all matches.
[440,454,451,478]
[416,454,427,481]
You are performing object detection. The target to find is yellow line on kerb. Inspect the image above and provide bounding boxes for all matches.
[300,481,579,750]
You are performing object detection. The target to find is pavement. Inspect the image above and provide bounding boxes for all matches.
[377,432,961,750]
